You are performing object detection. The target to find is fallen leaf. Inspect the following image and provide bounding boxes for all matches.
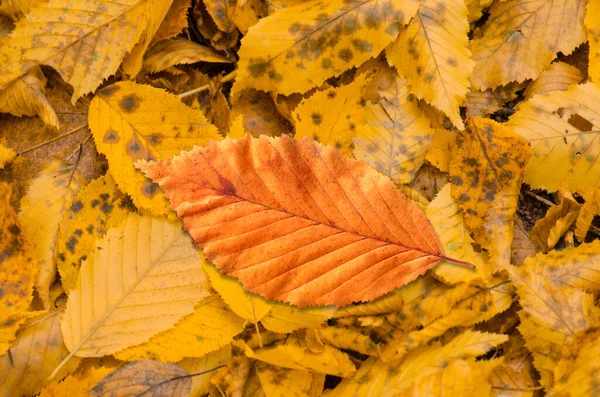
[230,89,292,138]
[575,188,600,241]
[0,144,16,169]
[178,346,231,397]
[90,360,192,397]
[530,190,581,251]
[140,135,454,307]
[59,214,209,370]
[470,0,586,89]
[88,81,221,215]
[523,62,584,99]
[151,0,191,45]
[387,0,472,129]
[19,160,85,308]
[39,366,114,397]
[142,38,232,74]
[353,76,435,183]
[586,0,600,84]
[548,336,600,396]
[233,0,419,95]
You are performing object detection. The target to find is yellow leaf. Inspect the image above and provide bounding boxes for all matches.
[510,265,600,388]
[231,89,292,138]
[586,0,600,84]
[227,115,247,140]
[425,128,455,173]
[239,337,356,377]
[489,337,538,397]
[465,84,524,119]
[548,337,600,397]
[0,0,170,102]
[204,0,238,33]
[293,73,369,156]
[387,0,472,129]
[142,38,233,74]
[0,67,58,128]
[453,274,515,325]
[120,0,172,78]
[256,362,317,397]
[522,241,600,294]
[333,291,404,318]
[470,0,586,89]
[0,311,81,397]
[450,117,531,231]
[353,76,435,183]
[178,345,232,397]
[88,81,221,215]
[234,0,268,35]
[0,143,16,169]
[397,358,501,397]
[203,260,274,324]
[19,160,85,308]
[381,310,482,361]
[114,294,245,362]
[39,366,114,397]
[0,183,37,354]
[575,188,600,241]
[55,174,129,292]
[511,217,537,266]
[325,330,507,396]
[58,214,210,374]
[151,0,191,45]
[261,304,334,334]
[233,0,419,95]
[523,62,583,99]
[316,326,379,356]
[0,0,45,19]
[90,360,192,397]
[507,83,600,191]
[530,190,581,252]
[426,184,492,284]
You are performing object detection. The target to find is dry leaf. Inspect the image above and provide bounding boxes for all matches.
[233,0,419,95]
[530,190,581,252]
[142,38,232,74]
[140,135,456,307]
[91,360,192,397]
[523,62,584,99]
[586,0,600,84]
[151,0,191,45]
[575,188,600,241]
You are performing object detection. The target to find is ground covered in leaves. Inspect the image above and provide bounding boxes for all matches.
[0,0,600,396]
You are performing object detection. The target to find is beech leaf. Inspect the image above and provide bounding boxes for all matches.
[140,135,469,307]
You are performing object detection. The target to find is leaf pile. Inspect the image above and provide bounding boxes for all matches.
[0,0,599,396]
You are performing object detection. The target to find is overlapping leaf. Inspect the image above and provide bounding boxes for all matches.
[233,0,419,95]
[141,135,450,307]
[387,0,472,129]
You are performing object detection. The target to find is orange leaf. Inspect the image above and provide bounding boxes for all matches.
[140,135,468,308]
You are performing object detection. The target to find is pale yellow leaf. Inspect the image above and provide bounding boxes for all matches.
[387,0,472,129]
[179,345,232,397]
[19,160,85,308]
[575,188,600,241]
[39,366,114,397]
[523,62,583,99]
[142,38,233,74]
[261,304,334,334]
[353,76,435,183]
[586,0,600,84]
[256,362,316,397]
[59,214,209,371]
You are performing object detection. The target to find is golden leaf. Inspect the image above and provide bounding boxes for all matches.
[204,0,238,33]
[470,0,586,89]
[57,214,209,375]
[90,360,192,397]
[387,0,472,129]
[426,184,492,284]
[425,128,455,173]
[522,241,600,293]
[449,117,531,231]
[506,83,600,191]
[233,0,419,95]
[88,81,221,215]
[575,188,600,241]
[261,304,334,334]
[523,62,584,99]
[530,190,581,252]
[19,160,85,308]
[142,38,233,74]
[353,76,435,183]
[114,294,245,362]
[511,218,537,266]
[238,337,356,377]
[233,0,268,35]
[333,291,404,318]
[0,0,171,102]
[256,362,318,397]
[0,0,45,19]
[587,0,600,84]
[0,311,81,396]
[178,345,232,397]
[548,337,600,396]
[465,83,524,119]
[55,174,129,292]
[140,135,453,307]
[326,330,507,396]
[0,143,16,169]
[39,366,114,397]
[0,67,58,128]
[230,89,292,138]
[489,337,538,397]
[294,73,369,156]
[315,326,379,356]
[151,0,191,45]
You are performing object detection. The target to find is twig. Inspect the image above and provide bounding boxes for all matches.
[66,133,92,161]
[177,70,237,99]
[18,123,88,156]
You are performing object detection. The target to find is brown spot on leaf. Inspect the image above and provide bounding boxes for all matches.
[120,94,140,112]
[103,129,120,143]
[141,181,159,198]
[351,39,373,53]
[338,48,353,62]
[99,85,120,97]
[70,200,84,213]
[311,113,322,125]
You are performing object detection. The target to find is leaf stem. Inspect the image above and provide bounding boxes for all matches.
[18,123,88,156]
[437,254,475,268]
[177,70,237,98]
